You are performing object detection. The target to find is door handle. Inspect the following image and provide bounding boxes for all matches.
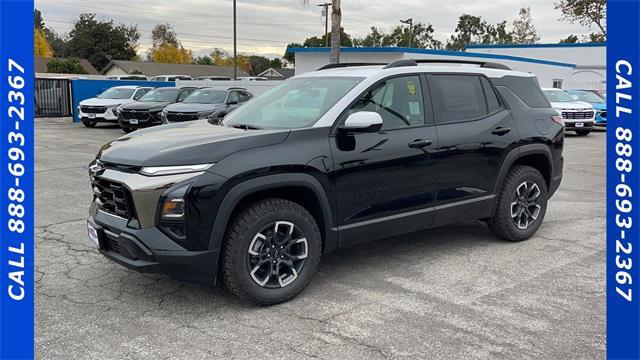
[491,127,511,136]
[408,139,432,149]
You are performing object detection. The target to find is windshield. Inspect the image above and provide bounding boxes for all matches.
[223,76,363,129]
[543,89,575,102]
[570,91,604,103]
[183,89,227,104]
[97,88,135,99]
[139,88,179,102]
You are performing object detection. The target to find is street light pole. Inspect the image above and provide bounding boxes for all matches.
[233,0,237,80]
[400,18,413,48]
[317,2,331,47]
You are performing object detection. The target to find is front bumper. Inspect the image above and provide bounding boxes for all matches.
[88,213,218,285]
[88,166,219,285]
[118,112,163,129]
[564,121,595,131]
[78,109,118,122]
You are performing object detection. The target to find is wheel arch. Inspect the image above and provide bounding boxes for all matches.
[209,173,337,257]
[494,144,553,194]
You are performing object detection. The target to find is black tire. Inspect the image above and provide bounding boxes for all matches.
[488,165,548,242]
[221,198,322,305]
[575,129,591,136]
[82,119,97,128]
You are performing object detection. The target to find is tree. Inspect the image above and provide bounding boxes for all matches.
[588,32,606,42]
[353,27,385,47]
[34,28,53,57]
[34,9,45,30]
[512,7,540,44]
[151,23,179,48]
[376,22,442,49]
[555,0,606,38]
[46,58,86,74]
[194,55,213,65]
[66,14,140,71]
[303,28,353,47]
[151,44,192,64]
[559,34,579,43]
[270,58,283,68]
[247,55,271,75]
[446,14,513,50]
[283,42,302,65]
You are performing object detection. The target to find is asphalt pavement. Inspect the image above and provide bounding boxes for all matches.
[35,118,605,359]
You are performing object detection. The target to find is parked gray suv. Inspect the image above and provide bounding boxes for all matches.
[161,87,253,124]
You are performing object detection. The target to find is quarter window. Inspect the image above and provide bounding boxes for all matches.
[433,75,487,123]
[348,75,426,130]
[481,77,501,113]
[238,91,252,103]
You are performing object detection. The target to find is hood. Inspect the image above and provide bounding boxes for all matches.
[164,102,225,113]
[97,120,290,167]
[79,98,128,107]
[548,101,593,111]
[591,102,606,110]
[122,101,171,111]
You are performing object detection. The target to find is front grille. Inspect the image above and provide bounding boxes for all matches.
[81,105,107,114]
[121,110,149,120]
[166,111,199,122]
[92,178,135,219]
[562,111,594,119]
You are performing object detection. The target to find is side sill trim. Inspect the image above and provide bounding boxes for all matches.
[333,194,496,231]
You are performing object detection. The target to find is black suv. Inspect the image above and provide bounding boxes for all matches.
[162,87,253,124]
[88,60,564,305]
[117,87,196,133]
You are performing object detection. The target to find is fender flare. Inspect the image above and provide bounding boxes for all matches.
[208,173,337,254]
[493,144,554,194]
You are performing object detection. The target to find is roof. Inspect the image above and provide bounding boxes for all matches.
[465,42,606,49]
[109,85,153,89]
[297,64,535,79]
[103,60,247,77]
[35,57,99,74]
[257,67,295,79]
[287,47,577,68]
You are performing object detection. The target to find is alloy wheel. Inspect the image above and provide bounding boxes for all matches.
[510,181,542,230]
[247,221,308,288]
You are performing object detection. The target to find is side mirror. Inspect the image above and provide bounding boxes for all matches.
[227,100,238,105]
[339,111,383,133]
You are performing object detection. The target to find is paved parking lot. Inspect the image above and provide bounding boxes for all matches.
[35,118,605,359]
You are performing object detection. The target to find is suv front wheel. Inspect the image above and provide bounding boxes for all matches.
[489,165,548,242]
[221,198,322,305]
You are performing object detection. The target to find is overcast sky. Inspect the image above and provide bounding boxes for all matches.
[35,0,596,59]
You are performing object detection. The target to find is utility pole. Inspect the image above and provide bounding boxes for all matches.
[400,18,413,48]
[329,0,341,64]
[318,2,331,47]
[233,0,237,80]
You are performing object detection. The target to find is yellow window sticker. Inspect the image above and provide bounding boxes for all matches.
[406,80,417,96]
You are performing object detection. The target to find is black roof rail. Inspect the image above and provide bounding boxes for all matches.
[383,59,418,69]
[318,62,385,70]
[411,59,511,70]
[227,86,248,90]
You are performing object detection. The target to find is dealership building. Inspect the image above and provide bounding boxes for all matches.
[289,43,605,90]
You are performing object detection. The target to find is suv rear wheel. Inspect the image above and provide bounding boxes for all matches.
[489,165,548,242]
[221,198,321,305]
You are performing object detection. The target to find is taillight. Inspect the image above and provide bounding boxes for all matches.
[552,115,564,126]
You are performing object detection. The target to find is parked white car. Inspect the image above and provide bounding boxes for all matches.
[150,75,192,82]
[77,86,153,128]
[542,88,595,136]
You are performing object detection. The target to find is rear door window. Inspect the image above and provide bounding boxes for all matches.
[432,75,487,123]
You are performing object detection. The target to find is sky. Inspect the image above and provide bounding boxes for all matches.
[35,0,598,59]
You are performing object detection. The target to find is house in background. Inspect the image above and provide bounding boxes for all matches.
[101,60,247,79]
[257,67,295,80]
[35,57,99,75]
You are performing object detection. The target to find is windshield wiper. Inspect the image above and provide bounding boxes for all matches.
[227,123,263,130]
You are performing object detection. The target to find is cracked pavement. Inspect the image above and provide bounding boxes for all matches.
[35,118,605,359]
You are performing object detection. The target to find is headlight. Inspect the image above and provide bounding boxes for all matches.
[198,111,215,119]
[161,197,185,220]
[140,163,213,176]
[115,105,123,115]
